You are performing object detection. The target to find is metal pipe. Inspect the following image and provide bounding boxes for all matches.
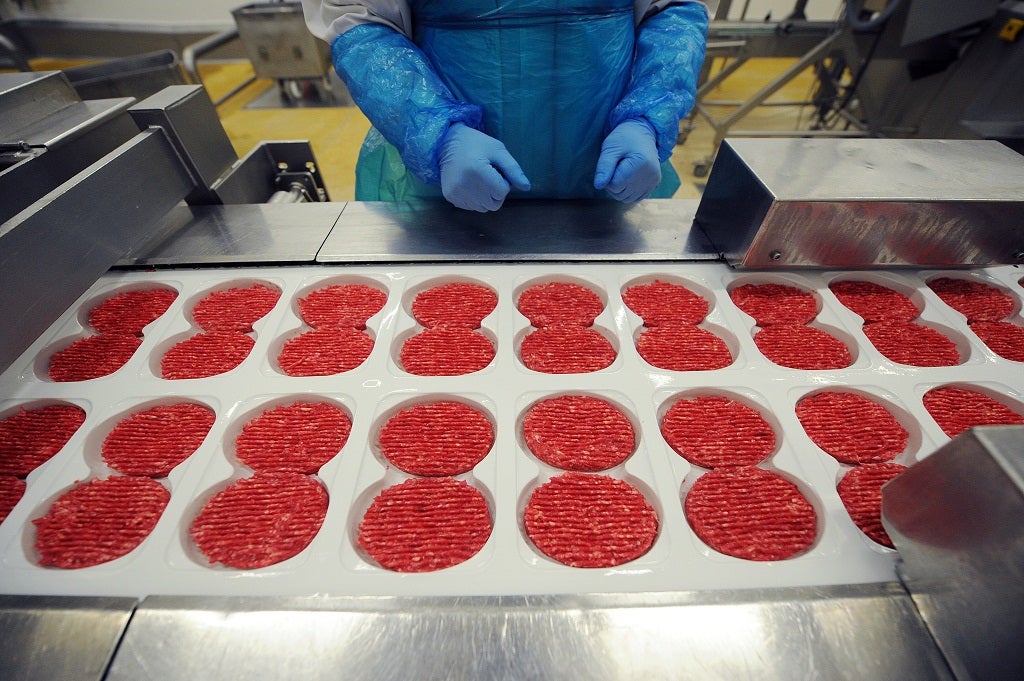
[181,29,256,107]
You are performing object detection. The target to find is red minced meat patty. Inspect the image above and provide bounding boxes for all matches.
[660,395,775,468]
[923,385,1024,438]
[191,283,280,332]
[621,280,710,326]
[928,277,1016,322]
[753,324,852,370]
[235,402,351,474]
[298,284,387,330]
[862,322,961,367]
[358,477,492,572]
[523,472,658,568]
[34,476,170,569]
[729,283,818,326]
[837,463,907,549]
[48,333,142,382]
[685,466,817,561]
[0,475,27,524]
[100,403,215,477]
[969,321,1024,362]
[517,282,604,327]
[400,326,495,375]
[378,401,493,476]
[828,280,919,323]
[635,322,733,371]
[190,471,328,569]
[0,404,86,477]
[411,282,498,329]
[520,325,616,374]
[277,327,374,376]
[160,331,254,379]
[795,391,908,465]
[522,395,635,472]
[88,288,178,335]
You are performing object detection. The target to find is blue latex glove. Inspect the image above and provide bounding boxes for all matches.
[439,123,531,212]
[593,119,661,203]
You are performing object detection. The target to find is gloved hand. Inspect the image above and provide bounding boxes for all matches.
[439,123,531,212]
[593,119,662,203]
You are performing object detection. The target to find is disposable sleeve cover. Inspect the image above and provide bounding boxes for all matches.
[609,2,709,162]
[330,23,483,185]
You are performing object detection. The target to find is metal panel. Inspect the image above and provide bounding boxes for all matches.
[232,2,329,80]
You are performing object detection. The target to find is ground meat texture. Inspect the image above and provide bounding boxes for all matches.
[522,395,635,472]
[635,323,733,371]
[277,327,374,376]
[796,391,908,464]
[685,466,817,561]
[928,277,1016,322]
[828,280,919,323]
[191,283,280,332]
[190,472,327,569]
[969,321,1024,362]
[660,396,775,468]
[411,282,498,329]
[0,475,26,524]
[88,288,178,335]
[621,280,710,325]
[101,403,215,477]
[160,331,254,379]
[235,402,351,474]
[378,401,493,476]
[923,386,1024,438]
[516,282,604,327]
[0,404,86,476]
[48,333,142,381]
[358,477,492,572]
[34,476,169,569]
[524,472,658,568]
[837,463,907,548]
[400,326,495,375]
[520,325,616,374]
[729,283,818,326]
[862,322,961,367]
[298,284,387,329]
[753,324,852,370]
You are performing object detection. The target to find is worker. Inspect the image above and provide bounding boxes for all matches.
[301,0,713,212]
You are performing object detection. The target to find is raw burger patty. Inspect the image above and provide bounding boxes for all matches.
[0,404,86,476]
[379,401,493,476]
[621,279,709,326]
[923,385,1024,438]
[862,322,961,367]
[358,477,492,572]
[520,325,616,374]
[837,463,907,549]
[796,391,908,464]
[88,288,178,335]
[970,321,1024,362]
[190,471,328,569]
[0,475,26,524]
[517,282,604,327]
[191,283,280,332]
[660,395,775,468]
[524,472,658,568]
[928,277,1016,322]
[298,284,387,329]
[829,280,918,323]
[411,282,498,329]
[277,327,374,376]
[754,324,852,370]
[49,333,141,382]
[522,395,635,472]
[729,283,817,326]
[160,331,254,379]
[400,326,495,375]
[235,402,351,474]
[685,466,817,561]
[635,323,732,371]
[34,476,169,569]
[101,403,215,477]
